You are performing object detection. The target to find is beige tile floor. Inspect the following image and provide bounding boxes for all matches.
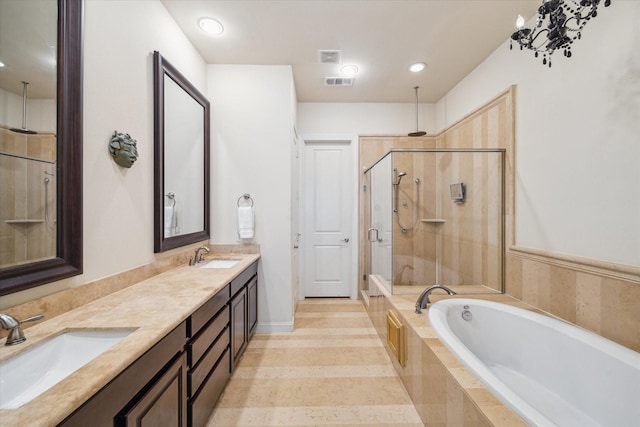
[206,298,424,426]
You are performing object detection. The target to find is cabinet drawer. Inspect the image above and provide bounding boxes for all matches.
[187,305,229,367]
[230,261,258,296]
[189,284,230,338]
[189,349,231,427]
[189,327,229,396]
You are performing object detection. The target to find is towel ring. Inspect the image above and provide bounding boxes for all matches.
[237,193,254,207]
[166,192,176,207]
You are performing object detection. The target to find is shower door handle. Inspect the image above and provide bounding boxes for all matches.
[367,228,382,243]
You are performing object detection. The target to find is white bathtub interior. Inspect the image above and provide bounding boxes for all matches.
[429,298,640,427]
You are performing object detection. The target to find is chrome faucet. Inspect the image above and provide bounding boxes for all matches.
[189,245,210,266]
[0,313,44,345]
[415,285,456,314]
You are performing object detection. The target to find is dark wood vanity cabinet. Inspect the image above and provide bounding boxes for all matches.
[120,353,187,426]
[59,322,188,427]
[229,261,258,370]
[189,260,258,427]
[247,275,258,337]
[187,284,231,427]
[57,261,258,427]
[230,286,247,369]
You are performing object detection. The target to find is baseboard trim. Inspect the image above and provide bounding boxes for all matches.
[255,321,294,334]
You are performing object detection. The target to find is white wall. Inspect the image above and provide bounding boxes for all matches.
[0,88,56,132]
[2,0,207,308]
[207,64,296,332]
[436,2,640,267]
[298,102,437,136]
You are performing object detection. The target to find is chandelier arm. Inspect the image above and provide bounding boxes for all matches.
[564,13,592,32]
[528,28,551,48]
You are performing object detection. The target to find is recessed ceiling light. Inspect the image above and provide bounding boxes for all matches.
[340,65,359,76]
[0,61,5,68]
[198,17,224,35]
[409,62,427,72]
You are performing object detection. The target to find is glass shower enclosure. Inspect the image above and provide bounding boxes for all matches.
[364,149,505,295]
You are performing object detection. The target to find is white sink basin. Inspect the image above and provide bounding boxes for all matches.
[0,329,133,409]
[200,259,241,269]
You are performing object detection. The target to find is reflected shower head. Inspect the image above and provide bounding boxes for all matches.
[398,172,407,177]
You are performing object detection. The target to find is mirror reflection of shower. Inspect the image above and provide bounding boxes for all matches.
[392,168,420,233]
[44,170,56,230]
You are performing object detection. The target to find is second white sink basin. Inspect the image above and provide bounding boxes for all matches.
[200,259,241,269]
[0,329,134,409]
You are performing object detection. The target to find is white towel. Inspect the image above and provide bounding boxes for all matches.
[237,206,254,239]
[164,206,174,237]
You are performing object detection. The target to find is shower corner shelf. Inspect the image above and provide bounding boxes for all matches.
[5,219,45,224]
[420,218,446,224]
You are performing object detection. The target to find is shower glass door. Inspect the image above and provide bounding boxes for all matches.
[368,153,393,292]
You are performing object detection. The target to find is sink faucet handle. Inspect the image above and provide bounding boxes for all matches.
[20,314,44,324]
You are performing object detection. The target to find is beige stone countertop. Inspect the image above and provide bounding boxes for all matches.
[0,253,260,427]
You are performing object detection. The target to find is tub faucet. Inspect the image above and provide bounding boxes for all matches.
[189,246,210,266]
[415,285,456,314]
[0,313,44,345]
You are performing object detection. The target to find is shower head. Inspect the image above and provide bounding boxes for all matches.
[394,171,407,186]
[9,82,37,135]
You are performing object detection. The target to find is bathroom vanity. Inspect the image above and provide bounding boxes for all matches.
[0,254,259,427]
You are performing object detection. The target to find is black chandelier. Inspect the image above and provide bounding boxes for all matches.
[510,0,612,67]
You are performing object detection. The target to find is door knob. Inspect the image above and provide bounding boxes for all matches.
[342,238,350,243]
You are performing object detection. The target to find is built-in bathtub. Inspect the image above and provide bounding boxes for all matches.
[429,298,640,427]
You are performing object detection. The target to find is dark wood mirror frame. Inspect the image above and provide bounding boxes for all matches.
[153,51,210,252]
[0,0,83,296]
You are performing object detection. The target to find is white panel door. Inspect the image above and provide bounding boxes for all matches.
[303,141,352,297]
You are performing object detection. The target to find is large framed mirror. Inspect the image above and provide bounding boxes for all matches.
[153,51,210,252]
[0,0,83,295]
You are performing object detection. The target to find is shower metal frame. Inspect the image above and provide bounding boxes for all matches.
[364,148,506,295]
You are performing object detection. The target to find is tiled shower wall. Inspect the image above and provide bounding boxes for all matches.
[392,151,437,287]
[0,127,56,268]
[360,86,640,352]
[385,150,503,292]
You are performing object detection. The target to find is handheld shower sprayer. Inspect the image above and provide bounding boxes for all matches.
[393,169,408,212]
[392,168,420,232]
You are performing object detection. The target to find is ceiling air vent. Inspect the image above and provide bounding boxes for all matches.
[318,50,341,64]
[325,77,354,87]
